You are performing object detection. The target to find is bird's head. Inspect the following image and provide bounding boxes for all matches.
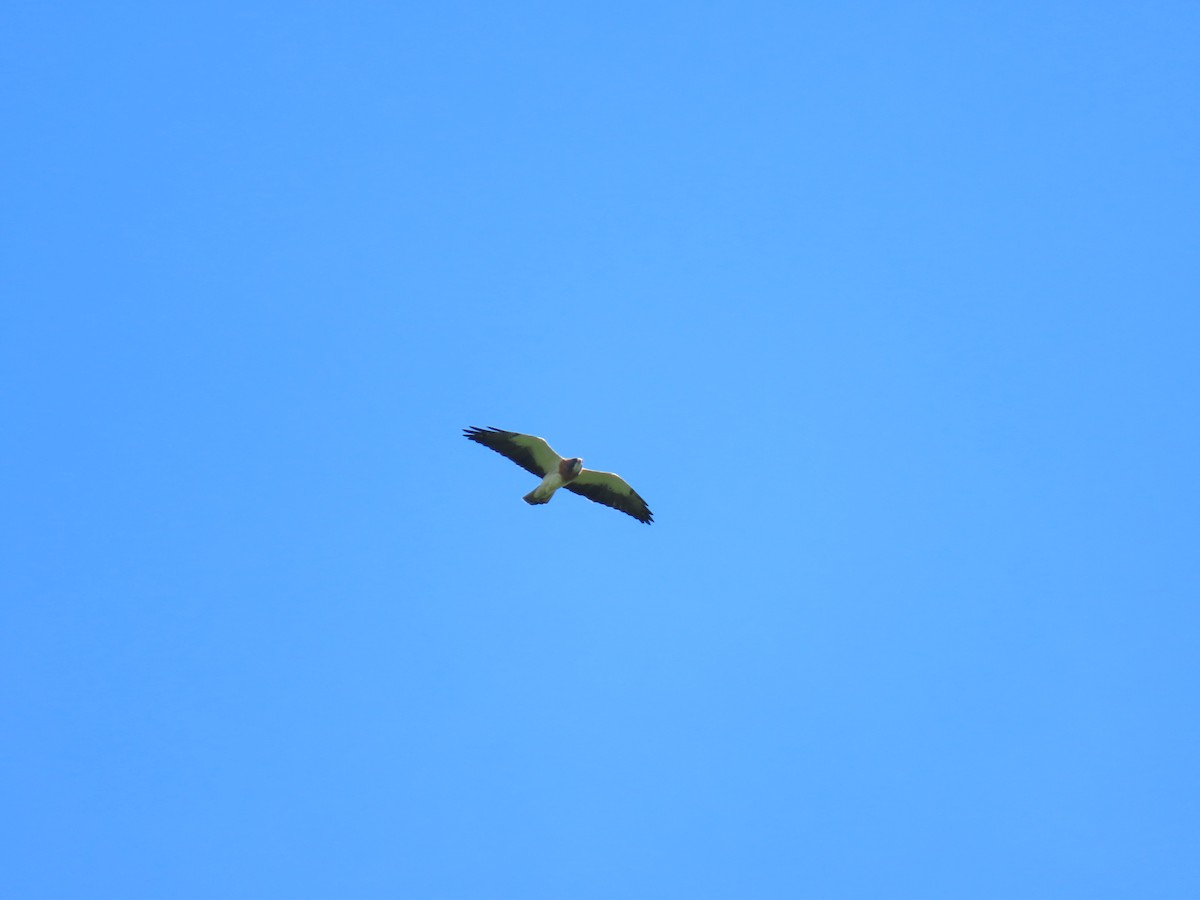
[565,457,584,479]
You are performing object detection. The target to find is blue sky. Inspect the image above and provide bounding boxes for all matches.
[3,3,1198,898]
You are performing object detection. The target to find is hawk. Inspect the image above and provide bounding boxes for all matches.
[464,426,653,524]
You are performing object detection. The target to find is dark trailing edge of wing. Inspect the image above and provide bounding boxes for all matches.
[564,481,654,524]
[463,426,550,478]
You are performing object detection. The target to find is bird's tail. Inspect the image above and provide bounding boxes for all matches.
[523,489,551,505]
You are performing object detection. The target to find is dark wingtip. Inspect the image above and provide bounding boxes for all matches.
[629,506,653,524]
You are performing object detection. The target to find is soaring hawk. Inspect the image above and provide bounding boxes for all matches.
[464,426,653,524]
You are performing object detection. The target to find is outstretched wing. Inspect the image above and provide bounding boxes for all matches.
[564,469,654,524]
[463,426,563,478]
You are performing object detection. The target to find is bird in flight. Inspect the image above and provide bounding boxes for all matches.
[464,426,653,524]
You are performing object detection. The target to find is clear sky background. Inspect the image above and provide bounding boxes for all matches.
[3,3,1198,898]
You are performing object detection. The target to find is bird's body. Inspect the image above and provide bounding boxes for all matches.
[464,426,653,524]
[524,456,584,505]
